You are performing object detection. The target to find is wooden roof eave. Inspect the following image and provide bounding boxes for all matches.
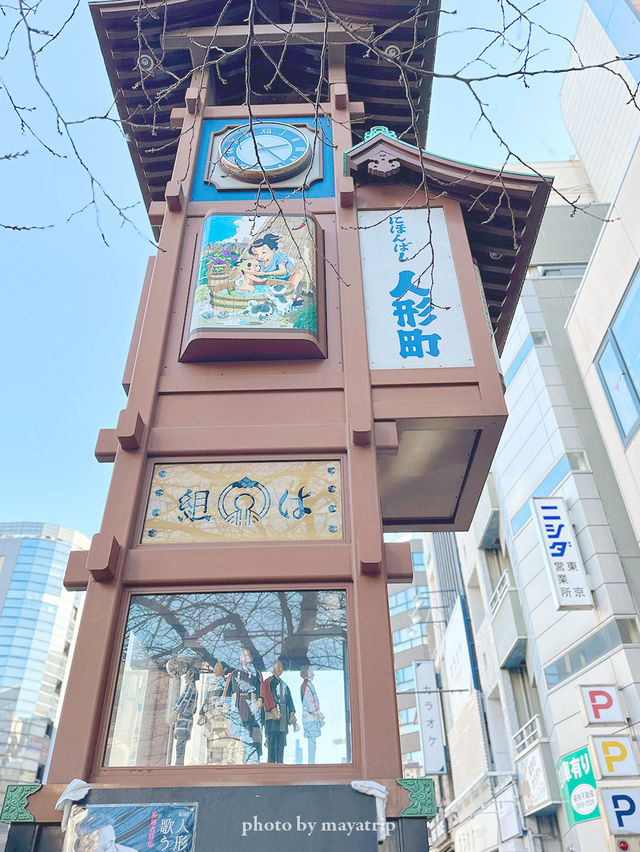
[344,133,552,354]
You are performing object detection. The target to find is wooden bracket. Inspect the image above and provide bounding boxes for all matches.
[339,176,355,208]
[87,533,121,583]
[116,409,146,451]
[64,550,89,591]
[349,101,366,125]
[358,533,382,575]
[185,86,200,114]
[374,420,398,455]
[95,428,118,463]
[148,201,166,228]
[384,540,413,582]
[165,180,184,212]
[170,107,186,129]
[351,404,372,446]
[332,82,348,110]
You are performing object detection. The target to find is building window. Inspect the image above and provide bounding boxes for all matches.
[539,263,587,277]
[544,618,640,688]
[531,330,549,346]
[105,589,350,768]
[392,623,428,653]
[402,750,424,767]
[389,586,430,616]
[398,707,419,735]
[596,266,640,443]
[395,666,416,693]
[567,451,589,472]
[411,551,426,569]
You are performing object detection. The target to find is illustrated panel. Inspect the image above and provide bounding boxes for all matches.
[189,214,319,337]
[105,589,351,767]
[142,460,342,544]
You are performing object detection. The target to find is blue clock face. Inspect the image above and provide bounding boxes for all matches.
[219,122,311,181]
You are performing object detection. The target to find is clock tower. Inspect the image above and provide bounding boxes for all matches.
[1,2,550,850]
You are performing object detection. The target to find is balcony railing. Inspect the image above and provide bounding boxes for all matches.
[489,570,510,616]
[513,714,543,756]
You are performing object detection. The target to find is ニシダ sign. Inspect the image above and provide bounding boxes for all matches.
[557,746,601,827]
[532,497,592,610]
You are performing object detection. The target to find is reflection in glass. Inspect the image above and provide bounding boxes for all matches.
[613,267,640,392]
[598,341,640,437]
[105,590,349,767]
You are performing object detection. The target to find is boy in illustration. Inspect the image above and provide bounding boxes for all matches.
[248,233,304,292]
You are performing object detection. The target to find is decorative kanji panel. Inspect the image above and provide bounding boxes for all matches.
[141,461,343,544]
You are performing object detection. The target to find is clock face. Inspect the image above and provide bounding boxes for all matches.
[218,122,312,181]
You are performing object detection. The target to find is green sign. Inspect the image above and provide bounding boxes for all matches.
[557,746,600,827]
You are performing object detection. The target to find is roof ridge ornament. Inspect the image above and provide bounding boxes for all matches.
[364,126,398,141]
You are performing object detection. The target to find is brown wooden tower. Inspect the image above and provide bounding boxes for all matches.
[3,2,550,850]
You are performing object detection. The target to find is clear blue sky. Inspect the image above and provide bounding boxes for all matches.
[0,0,584,539]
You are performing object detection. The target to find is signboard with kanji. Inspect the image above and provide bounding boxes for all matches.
[414,660,446,774]
[141,460,343,544]
[532,497,592,610]
[557,746,601,827]
[358,208,474,370]
[63,803,198,852]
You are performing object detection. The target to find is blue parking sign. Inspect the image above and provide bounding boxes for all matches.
[602,788,640,834]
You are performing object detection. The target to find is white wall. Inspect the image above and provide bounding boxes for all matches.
[560,3,640,203]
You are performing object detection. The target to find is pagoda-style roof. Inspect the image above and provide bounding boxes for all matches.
[344,129,552,354]
[90,0,440,209]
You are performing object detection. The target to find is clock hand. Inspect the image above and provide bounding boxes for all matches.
[255,142,290,157]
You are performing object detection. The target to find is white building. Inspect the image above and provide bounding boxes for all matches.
[564,1,640,550]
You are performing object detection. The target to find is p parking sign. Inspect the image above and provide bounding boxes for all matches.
[601,789,640,835]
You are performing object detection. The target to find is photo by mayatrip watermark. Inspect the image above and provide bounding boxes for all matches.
[241,815,397,838]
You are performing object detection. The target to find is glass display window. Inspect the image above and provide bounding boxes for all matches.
[105,589,350,768]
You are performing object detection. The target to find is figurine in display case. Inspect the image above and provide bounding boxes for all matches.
[225,648,264,763]
[300,665,324,764]
[262,660,297,764]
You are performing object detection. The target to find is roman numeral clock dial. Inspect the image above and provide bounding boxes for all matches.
[219,122,312,181]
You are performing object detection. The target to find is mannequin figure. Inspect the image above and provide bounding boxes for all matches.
[170,665,199,766]
[197,661,242,764]
[300,665,324,764]
[225,648,263,763]
[262,660,297,764]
